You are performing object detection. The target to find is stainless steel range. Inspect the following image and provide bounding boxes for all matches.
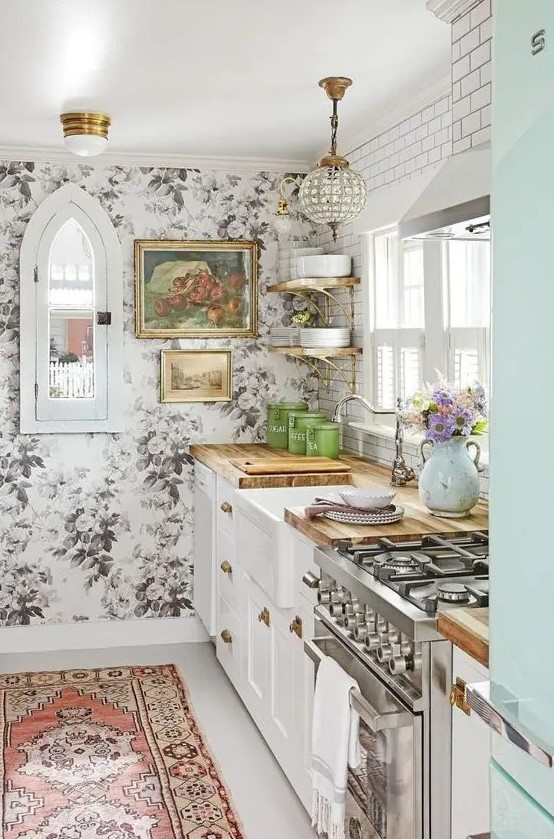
[305,531,489,839]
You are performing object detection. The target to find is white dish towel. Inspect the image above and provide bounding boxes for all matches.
[312,655,361,839]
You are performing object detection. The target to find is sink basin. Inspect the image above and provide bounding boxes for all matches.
[233,485,343,607]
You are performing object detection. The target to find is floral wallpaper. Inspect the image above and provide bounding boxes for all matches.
[0,160,318,626]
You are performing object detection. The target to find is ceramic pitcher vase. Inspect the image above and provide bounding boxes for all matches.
[418,436,481,518]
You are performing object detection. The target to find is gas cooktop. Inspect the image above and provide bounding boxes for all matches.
[337,532,489,615]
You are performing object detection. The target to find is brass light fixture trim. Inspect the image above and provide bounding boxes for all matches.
[60,112,111,140]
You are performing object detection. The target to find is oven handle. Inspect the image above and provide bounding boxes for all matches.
[304,638,414,733]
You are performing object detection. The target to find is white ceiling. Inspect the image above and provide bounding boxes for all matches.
[0,0,451,167]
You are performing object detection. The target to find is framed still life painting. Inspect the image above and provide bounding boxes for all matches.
[135,240,258,338]
[160,349,232,403]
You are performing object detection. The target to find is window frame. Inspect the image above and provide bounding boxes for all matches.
[362,228,491,422]
[20,183,123,434]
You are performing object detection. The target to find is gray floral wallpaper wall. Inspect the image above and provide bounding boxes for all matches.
[0,161,318,627]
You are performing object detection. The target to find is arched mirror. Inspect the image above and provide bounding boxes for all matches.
[20,184,122,433]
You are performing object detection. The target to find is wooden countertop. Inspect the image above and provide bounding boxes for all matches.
[190,443,488,539]
[438,608,489,668]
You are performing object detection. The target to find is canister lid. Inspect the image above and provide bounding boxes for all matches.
[267,401,307,410]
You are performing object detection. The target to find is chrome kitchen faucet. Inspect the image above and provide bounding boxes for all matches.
[331,394,416,487]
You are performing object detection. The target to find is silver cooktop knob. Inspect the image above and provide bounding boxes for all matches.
[353,623,370,642]
[364,607,376,622]
[317,589,331,604]
[389,654,408,675]
[411,650,423,671]
[380,628,400,645]
[328,602,344,617]
[364,632,380,651]
[376,617,389,634]
[377,644,393,663]
[344,612,365,630]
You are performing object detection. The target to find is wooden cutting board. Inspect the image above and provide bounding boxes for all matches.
[229,457,352,475]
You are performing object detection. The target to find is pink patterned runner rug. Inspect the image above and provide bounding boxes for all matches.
[0,664,245,838]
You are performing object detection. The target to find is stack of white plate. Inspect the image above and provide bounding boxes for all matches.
[300,327,352,349]
[290,247,324,279]
[270,326,301,347]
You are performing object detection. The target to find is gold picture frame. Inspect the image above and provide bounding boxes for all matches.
[160,349,233,404]
[135,240,258,339]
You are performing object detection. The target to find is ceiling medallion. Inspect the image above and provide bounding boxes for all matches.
[60,112,111,157]
[298,76,367,241]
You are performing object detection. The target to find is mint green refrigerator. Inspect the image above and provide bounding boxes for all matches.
[467,2,554,834]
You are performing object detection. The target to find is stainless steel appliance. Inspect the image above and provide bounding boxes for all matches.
[306,532,489,839]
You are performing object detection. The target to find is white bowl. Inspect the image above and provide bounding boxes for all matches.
[296,254,352,278]
[338,486,397,510]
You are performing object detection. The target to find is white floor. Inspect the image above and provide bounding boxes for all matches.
[0,642,316,839]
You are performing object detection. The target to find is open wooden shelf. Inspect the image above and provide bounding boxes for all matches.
[267,277,360,293]
[269,346,362,358]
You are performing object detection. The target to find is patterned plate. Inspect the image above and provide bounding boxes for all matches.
[323,505,405,525]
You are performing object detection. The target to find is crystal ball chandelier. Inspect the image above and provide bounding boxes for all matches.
[299,77,367,241]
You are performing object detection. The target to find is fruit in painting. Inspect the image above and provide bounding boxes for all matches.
[170,294,188,311]
[189,286,208,303]
[172,276,188,291]
[229,273,245,290]
[155,298,173,317]
[197,271,214,287]
[227,297,243,315]
[209,284,227,303]
[207,305,226,326]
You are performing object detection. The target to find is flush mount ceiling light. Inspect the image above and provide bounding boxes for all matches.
[60,112,111,157]
[299,77,367,241]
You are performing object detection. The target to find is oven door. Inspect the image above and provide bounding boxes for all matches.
[305,632,423,839]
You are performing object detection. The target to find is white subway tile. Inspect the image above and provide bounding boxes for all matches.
[480,103,492,127]
[472,125,492,147]
[388,125,399,142]
[416,152,429,169]
[480,60,493,86]
[441,112,451,129]
[461,68,481,97]
[453,95,471,122]
[410,112,423,130]
[452,54,470,82]
[394,136,405,153]
[378,132,388,149]
[428,146,442,164]
[435,97,450,116]
[434,127,450,147]
[453,137,472,154]
[428,115,442,134]
[470,0,491,29]
[374,174,384,188]
[441,140,453,157]
[394,163,406,179]
[452,39,461,62]
[470,41,491,71]
[421,134,435,152]
[400,118,412,136]
[369,137,379,153]
[384,169,394,185]
[422,105,435,123]
[480,16,493,44]
[405,158,417,174]
[416,123,429,141]
[471,83,491,111]
[404,129,417,148]
[461,110,481,138]
[452,11,471,42]
[452,81,462,103]
[460,26,480,57]
[453,121,462,142]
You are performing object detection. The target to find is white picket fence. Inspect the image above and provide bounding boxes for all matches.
[49,359,94,398]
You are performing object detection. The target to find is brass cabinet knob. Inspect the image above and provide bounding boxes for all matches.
[220,560,232,575]
[258,607,271,627]
[220,501,233,514]
[220,629,233,644]
[450,677,471,715]
[289,616,303,638]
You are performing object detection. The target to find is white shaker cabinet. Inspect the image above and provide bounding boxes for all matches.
[451,647,490,839]
[193,462,217,635]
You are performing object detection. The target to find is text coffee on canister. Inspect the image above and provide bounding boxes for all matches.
[288,411,327,455]
[266,402,308,449]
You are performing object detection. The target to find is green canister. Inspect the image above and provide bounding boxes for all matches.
[306,422,341,459]
[266,402,307,449]
[288,411,327,455]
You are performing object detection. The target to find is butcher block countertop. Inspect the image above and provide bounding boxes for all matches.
[438,608,489,668]
[190,443,488,539]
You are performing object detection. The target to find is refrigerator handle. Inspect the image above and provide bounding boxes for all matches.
[466,681,554,769]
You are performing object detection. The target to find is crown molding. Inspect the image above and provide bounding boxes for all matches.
[319,72,451,162]
[0,145,311,174]
[426,0,480,23]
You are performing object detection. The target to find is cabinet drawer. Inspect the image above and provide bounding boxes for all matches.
[216,527,241,613]
[216,596,241,686]
[216,478,235,535]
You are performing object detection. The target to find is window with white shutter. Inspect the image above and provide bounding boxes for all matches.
[370,230,425,410]
[365,230,491,414]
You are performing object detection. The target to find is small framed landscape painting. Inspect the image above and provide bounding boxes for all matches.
[160,349,233,404]
[135,240,258,338]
